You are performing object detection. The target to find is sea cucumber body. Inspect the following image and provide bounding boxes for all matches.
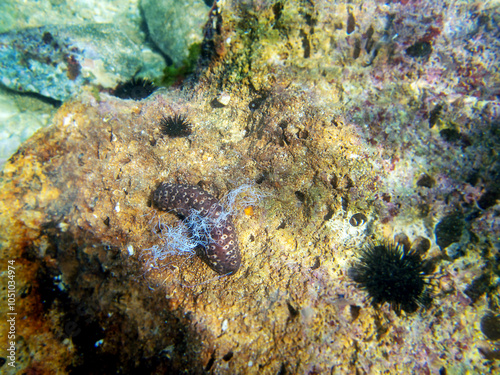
[153,183,241,275]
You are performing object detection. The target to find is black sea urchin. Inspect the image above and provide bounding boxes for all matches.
[349,242,432,313]
[159,114,192,137]
[111,77,157,100]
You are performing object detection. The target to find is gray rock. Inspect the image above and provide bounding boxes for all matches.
[0,88,56,167]
[0,23,143,101]
[141,0,210,67]
[0,0,142,33]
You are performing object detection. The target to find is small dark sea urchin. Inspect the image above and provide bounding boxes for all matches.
[111,77,157,100]
[349,242,433,314]
[159,114,192,137]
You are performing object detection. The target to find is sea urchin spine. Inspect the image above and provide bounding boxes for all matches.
[111,77,157,100]
[159,114,192,137]
[349,241,433,313]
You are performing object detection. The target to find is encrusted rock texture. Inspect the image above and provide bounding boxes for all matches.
[0,0,499,374]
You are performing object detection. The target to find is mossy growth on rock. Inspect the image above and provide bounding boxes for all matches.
[158,43,201,87]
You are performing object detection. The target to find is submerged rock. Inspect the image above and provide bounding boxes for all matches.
[0,0,499,374]
[0,24,143,101]
[141,0,210,67]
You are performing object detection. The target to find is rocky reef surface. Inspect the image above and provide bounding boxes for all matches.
[0,0,499,374]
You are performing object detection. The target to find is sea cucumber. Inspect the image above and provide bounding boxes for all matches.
[152,182,241,275]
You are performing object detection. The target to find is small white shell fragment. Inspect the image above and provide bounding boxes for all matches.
[58,222,69,232]
[127,244,134,256]
[217,92,231,106]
